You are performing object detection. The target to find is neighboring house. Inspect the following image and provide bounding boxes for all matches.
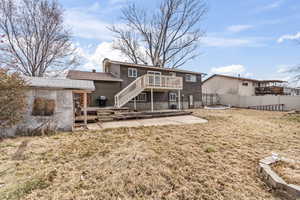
[284,87,300,96]
[202,74,287,96]
[67,59,204,110]
[0,77,95,137]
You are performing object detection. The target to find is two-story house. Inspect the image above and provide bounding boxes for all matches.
[67,59,204,111]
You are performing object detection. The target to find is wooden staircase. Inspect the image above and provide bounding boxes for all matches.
[114,74,183,108]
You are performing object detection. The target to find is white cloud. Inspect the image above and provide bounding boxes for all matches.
[88,2,101,12]
[211,65,246,76]
[255,0,283,12]
[109,0,128,5]
[65,7,113,41]
[277,32,300,43]
[227,25,253,33]
[75,42,129,71]
[276,64,293,73]
[202,36,266,47]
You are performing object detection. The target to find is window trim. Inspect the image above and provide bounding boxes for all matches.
[185,74,196,82]
[128,68,137,78]
[147,71,161,75]
[169,92,177,102]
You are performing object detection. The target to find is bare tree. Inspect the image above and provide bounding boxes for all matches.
[109,0,207,68]
[0,0,77,77]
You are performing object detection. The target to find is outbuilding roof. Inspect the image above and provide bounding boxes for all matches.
[67,70,123,82]
[25,76,95,91]
[103,58,204,75]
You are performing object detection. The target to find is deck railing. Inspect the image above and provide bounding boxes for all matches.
[255,86,284,95]
[144,74,183,89]
[115,74,183,108]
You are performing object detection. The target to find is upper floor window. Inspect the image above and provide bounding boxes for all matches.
[170,72,176,77]
[185,74,196,82]
[242,82,248,86]
[128,68,137,77]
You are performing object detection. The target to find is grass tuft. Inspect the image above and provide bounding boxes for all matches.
[2,178,49,200]
[204,146,216,153]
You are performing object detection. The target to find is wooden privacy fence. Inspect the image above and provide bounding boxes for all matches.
[248,104,285,111]
[202,93,220,106]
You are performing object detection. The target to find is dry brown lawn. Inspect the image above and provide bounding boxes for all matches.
[0,109,299,200]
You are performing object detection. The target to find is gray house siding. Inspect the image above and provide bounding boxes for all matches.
[117,65,202,109]
[106,63,121,78]
[90,81,121,107]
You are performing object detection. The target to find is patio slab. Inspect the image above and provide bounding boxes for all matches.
[87,115,207,130]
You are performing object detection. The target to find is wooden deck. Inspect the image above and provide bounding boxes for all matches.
[75,109,192,123]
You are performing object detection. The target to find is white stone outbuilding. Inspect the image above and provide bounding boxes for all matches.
[0,77,95,137]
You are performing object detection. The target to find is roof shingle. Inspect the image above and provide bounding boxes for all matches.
[67,70,123,82]
[103,59,204,75]
[25,76,95,91]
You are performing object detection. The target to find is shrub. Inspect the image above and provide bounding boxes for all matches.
[0,69,27,128]
[204,146,216,153]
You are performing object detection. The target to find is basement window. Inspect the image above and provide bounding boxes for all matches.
[169,92,177,102]
[131,93,147,102]
[128,68,137,78]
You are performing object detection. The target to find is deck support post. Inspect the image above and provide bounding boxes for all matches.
[151,88,154,112]
[178,90,181,110]
[134,97,137,111]
[83,92,87,127]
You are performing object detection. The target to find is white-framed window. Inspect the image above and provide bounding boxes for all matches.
[147,71,161,86]
[169,92,177,102]
[131,93,147,102]
[128,68,137,77]
[185,74,196,82]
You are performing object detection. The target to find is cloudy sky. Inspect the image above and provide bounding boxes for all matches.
[60,0,300,83]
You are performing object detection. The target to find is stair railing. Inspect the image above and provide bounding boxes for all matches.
[115,75,146,108]
[115,74,183,108]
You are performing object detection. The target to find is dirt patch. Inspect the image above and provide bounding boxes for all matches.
[272,161,300,185]
[0,109,299,200]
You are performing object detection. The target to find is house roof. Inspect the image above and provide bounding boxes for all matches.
[202,74,287,84]
[25,76,95,91]
[67,70,123,82]
[103,58,204,75]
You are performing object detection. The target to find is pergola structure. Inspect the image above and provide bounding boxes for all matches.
[73,90,93,126]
